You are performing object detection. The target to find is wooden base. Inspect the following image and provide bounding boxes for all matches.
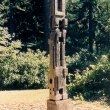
[47,99,69,110]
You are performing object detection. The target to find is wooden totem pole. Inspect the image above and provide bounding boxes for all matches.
[47,0,68,110]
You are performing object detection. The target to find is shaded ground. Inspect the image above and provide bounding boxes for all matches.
[0,89,110,110]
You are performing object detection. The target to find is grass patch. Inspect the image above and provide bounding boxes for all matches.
[0,89,49,105]
[0,89,109,110]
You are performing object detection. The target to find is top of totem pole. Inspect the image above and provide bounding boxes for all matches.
[50,0,65,16]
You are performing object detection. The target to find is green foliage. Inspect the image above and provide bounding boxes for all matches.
[0,0,45,51]
[11,0,44,50]
[66,49,98,74]
[67,51,110,100]
[66,0,110,54]
[66,1,89,55]
[0,0,9,26]
[0,28,49,90]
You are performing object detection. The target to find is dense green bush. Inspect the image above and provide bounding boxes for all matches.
[67,51,110,101]
[66,49,98,75]
[0,27,49,90]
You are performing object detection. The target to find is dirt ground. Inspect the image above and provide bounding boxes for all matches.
[0,89,110,110]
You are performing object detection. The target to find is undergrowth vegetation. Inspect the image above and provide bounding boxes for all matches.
[66,50,110,101]
[0,27,49,90]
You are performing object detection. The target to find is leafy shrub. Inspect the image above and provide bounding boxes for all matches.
[0,27,49,90]
[67,53,110,101]
[66,49,98,75]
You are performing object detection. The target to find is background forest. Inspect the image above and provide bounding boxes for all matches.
[0,0,110,101]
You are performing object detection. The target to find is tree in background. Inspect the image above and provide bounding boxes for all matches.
[66,0,95,54]
[95,0,110,53]
[66,0,110,55]
[13,0,44,50]
[0,0,10,27]
[66,0,90,55]
[0,0,44,51]
[44,0,50,54]
[1,0,110,53]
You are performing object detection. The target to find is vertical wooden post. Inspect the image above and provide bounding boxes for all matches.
[47,0,68,110]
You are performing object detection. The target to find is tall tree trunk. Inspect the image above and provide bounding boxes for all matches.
[9,0,14,37]
[89,3,93,53]
[44,0,50,54]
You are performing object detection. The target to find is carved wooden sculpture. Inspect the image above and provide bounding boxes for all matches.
[47,0,68,110]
